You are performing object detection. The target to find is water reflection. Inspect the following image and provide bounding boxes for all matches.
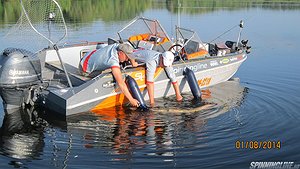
[44,80,248,161]
[0,80,248,167]
[1,0,299,25]
[0,107,45,160]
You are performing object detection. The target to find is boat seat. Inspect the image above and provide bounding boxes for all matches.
[128,33,172,52]
[216,42,230,50]
[181,40,209,59]
[137,40,154,50]
[186,49,208,60]
[216,42,231,56]
[184,40,200,54]
[47,61,91,82]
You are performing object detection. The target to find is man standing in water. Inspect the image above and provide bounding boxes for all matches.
[130,50,183,107]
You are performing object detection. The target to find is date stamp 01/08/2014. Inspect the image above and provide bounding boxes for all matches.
[235,140,281,150]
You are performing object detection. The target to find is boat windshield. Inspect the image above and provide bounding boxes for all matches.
[117,17,172,52]
[175,27,206,54]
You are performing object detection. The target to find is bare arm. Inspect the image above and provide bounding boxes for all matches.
[129,58,138,67]
[111,67,139,107]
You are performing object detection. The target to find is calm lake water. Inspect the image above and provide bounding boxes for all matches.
[1,0,300,169]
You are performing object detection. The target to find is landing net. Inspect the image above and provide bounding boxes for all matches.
[4,0,67,53]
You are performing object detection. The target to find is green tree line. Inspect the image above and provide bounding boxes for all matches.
[1,0,299,25]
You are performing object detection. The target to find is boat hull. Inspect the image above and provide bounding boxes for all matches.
[40,46,246,116]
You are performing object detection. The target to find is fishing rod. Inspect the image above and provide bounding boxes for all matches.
[208,22,241,44]
[209,15,254,44]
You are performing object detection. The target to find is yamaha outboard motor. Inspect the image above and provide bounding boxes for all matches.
[0,48,42,109]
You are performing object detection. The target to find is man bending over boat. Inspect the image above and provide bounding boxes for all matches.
[130,50,183,107]
[79,43,139,107]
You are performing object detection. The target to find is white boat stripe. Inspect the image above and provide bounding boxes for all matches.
[67,57,246,110]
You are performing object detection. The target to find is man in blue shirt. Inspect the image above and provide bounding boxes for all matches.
[79,43,139,107]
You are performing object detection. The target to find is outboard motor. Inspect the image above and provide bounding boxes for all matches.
[0,48,42,109]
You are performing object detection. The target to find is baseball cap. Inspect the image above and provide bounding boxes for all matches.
[118,43,134,56]
[162,51,174,67]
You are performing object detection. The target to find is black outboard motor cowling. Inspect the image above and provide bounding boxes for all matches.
[0,48,42,109]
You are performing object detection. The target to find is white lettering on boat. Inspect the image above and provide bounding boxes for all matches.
[134,72,144,81]
[102,81,115,88]
[230,57,238,61]
[210,60,219,67]
[9,69,30,76]
[173,63,208,74]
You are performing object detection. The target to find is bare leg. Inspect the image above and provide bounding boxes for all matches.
[147,82,155,107]
[172,82,183,101]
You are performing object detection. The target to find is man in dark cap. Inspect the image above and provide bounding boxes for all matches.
[79,43,139,107]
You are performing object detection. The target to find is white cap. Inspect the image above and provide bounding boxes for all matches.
[162,51,174,67]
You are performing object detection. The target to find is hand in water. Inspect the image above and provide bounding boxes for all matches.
[130,99,140,107]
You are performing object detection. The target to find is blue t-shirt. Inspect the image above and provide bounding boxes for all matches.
[80,44,120,74]
[130,49,160,63]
